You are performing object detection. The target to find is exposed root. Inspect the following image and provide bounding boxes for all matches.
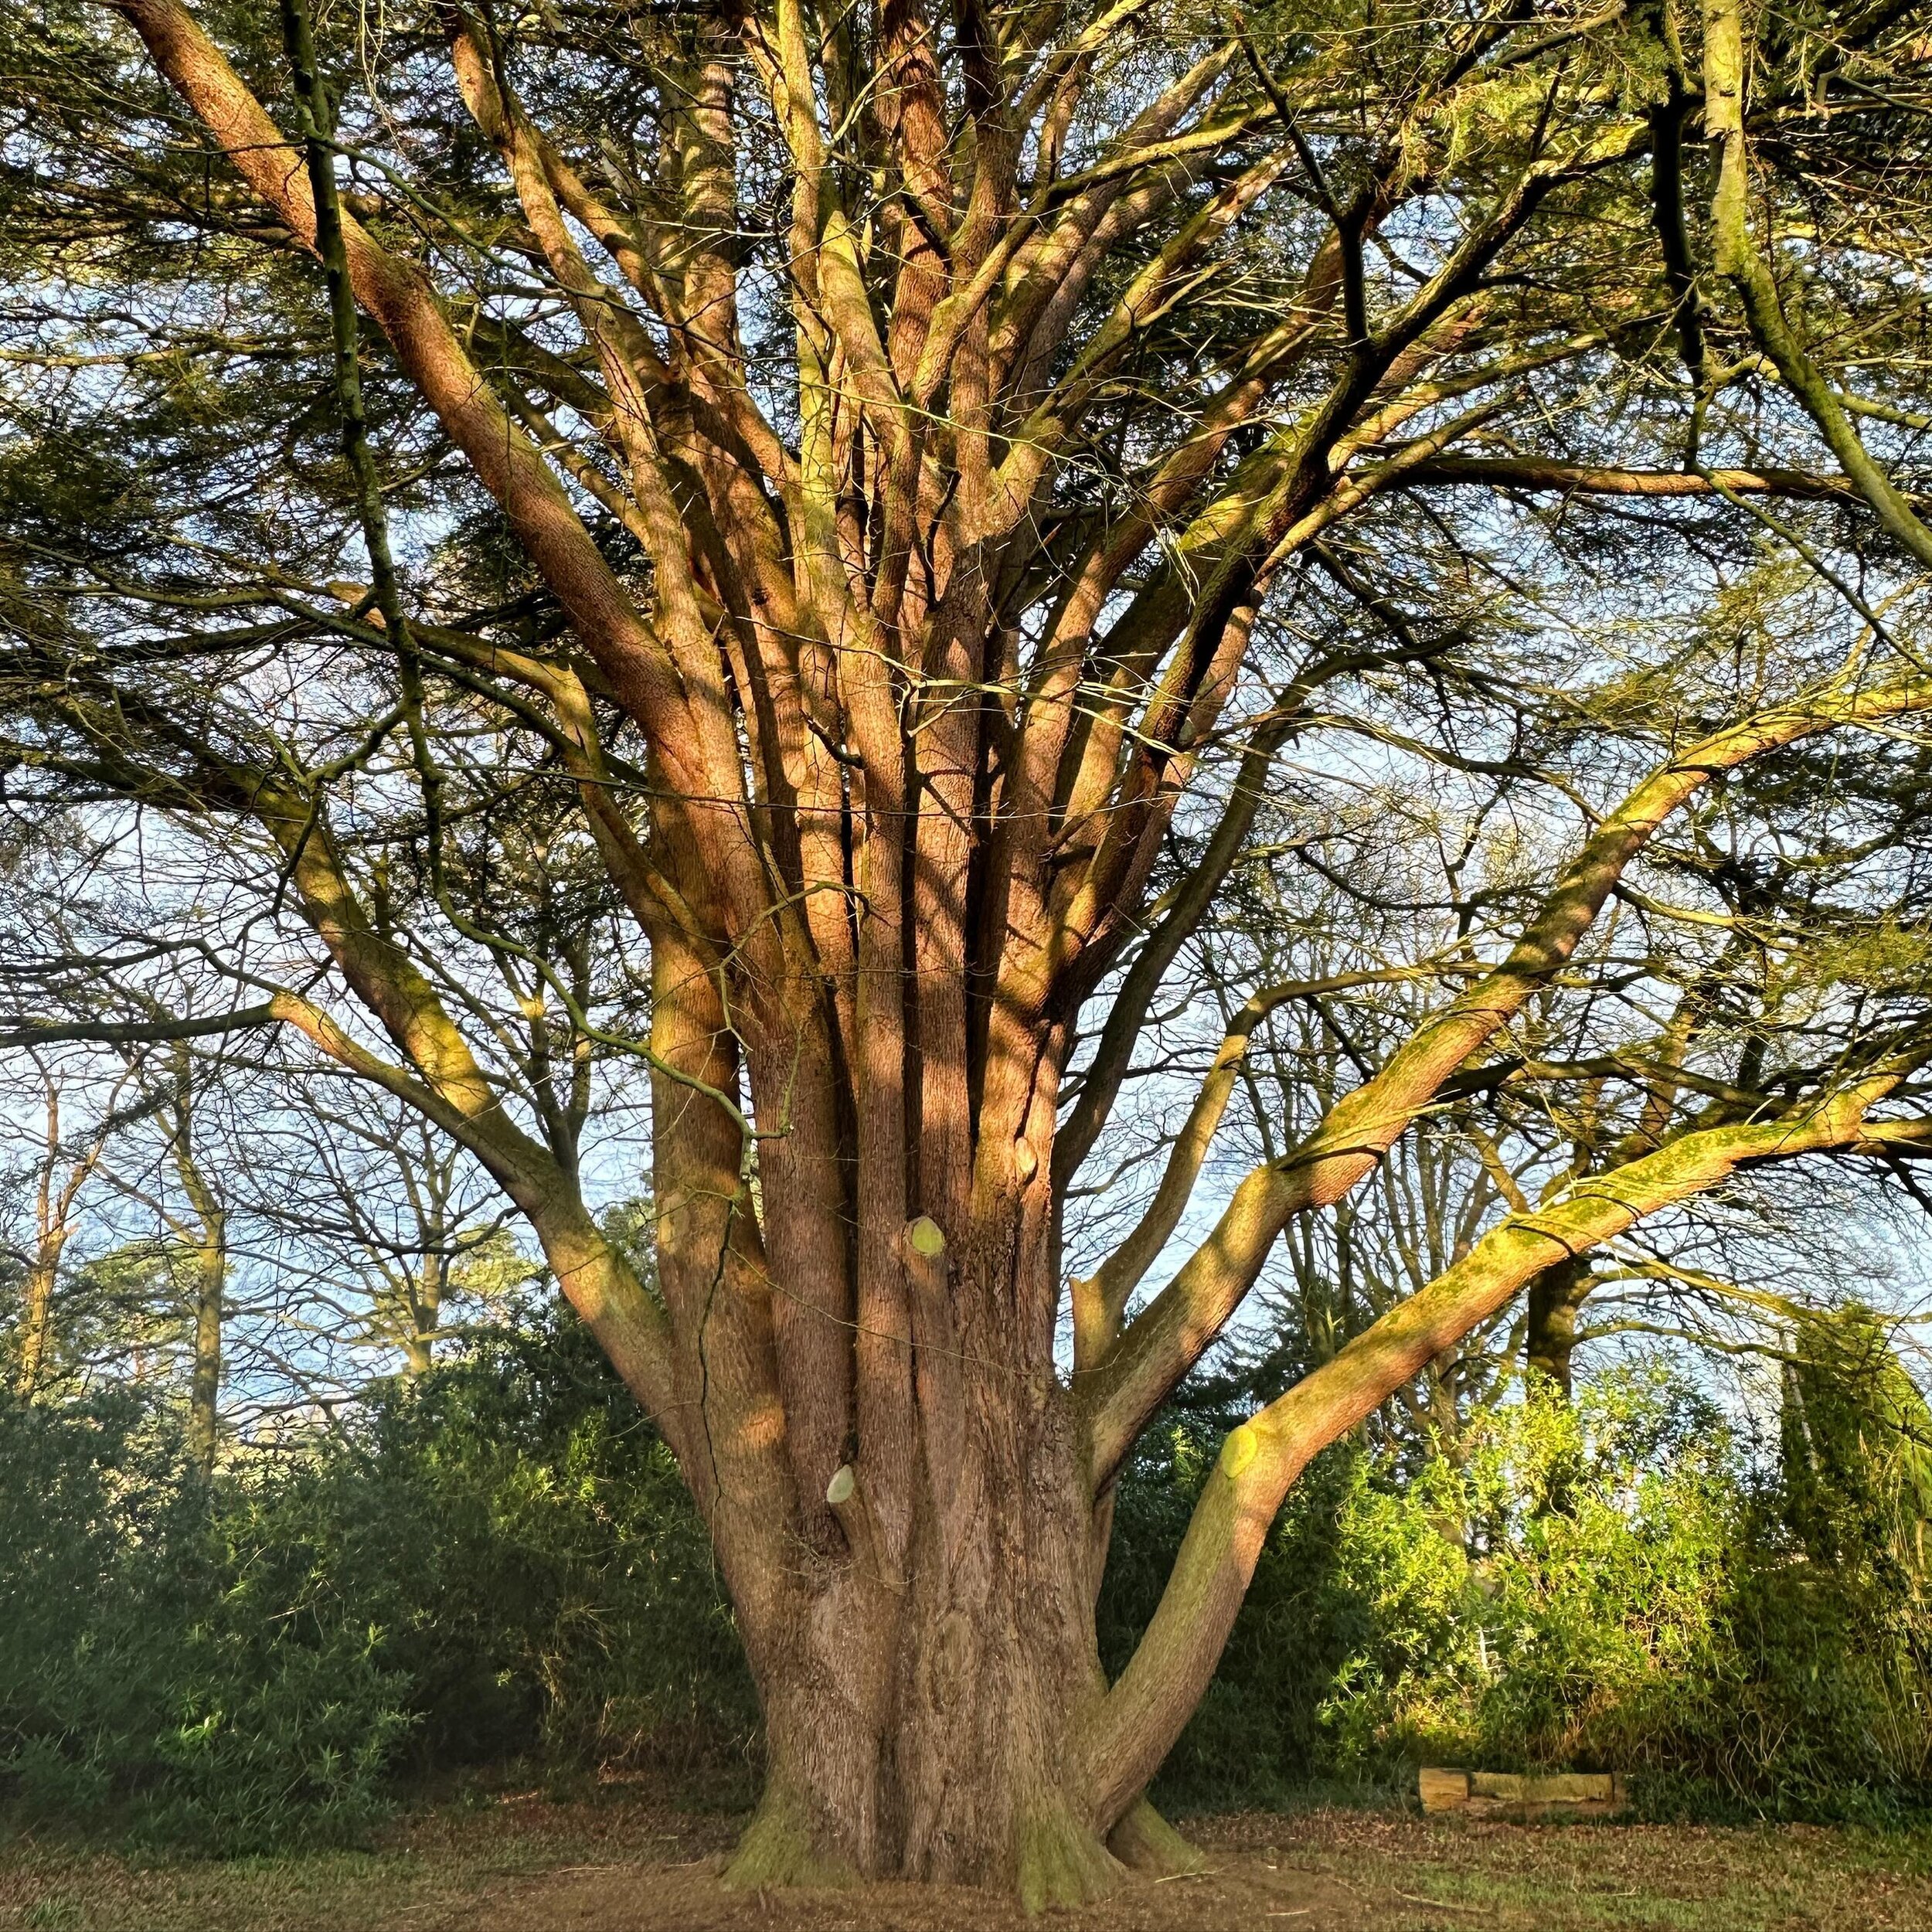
[1107,1795,1206,1877]
[1015,1794,1128,1913]
[725,1775,1168,1909]
[720,1780,859,1890]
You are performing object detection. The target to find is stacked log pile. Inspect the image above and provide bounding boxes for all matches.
[1419,1768,1628,1818]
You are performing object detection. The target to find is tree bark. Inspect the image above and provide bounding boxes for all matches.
[401,1247,440,1377]
[1524,1257,1592,1398]
[15,1257,58,1396]
[718,1244,1169,1903]
[186,1223,224,1468]
[13,1080,109,1397]
[169,1084,226,1471]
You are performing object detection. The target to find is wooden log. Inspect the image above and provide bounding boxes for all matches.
[1418,1767,1471,1812]
[1470,1770,1614,1804]
[1430,1768,1623,1815]
[1523,1773,1614,1804]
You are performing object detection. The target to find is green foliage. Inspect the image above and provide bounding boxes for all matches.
[1101,1366,1932,1821]
[9,1310,1927,1852]
[1317,1374,1749,1784]
[1782,1305,1932,1590]
[0,1384,404,1853]
[311,1306,757,1779]
[0,1305,752,1852]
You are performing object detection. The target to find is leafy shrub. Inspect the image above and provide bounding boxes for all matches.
[1100,1363,1932,1820]
[1317,1372,1746,1781]
[0,1386,410,1852]
[304,1306,757,1780]
[0,1304,753,1850]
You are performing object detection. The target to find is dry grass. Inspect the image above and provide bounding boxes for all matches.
[2,1787,1928,1931]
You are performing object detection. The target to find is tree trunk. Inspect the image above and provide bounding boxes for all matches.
[1524,1257,1592,1396]
[720,1353,1181,1905]
[172,1102,226,1471]
[15,1256,56,1396]
[16,1081,88,1396]
[402,1248,440,1376]
[186,1221,224,1469]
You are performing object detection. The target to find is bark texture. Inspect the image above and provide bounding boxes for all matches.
[1525,1258,1593,1398]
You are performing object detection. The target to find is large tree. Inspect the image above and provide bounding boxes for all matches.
[7,0,1932,1899]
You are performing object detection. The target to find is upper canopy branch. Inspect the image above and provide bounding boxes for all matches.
[108,2,719,806]
[1078,668,1932,1485]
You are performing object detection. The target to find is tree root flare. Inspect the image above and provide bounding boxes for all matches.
[1107,1796,1206,1876]
[719,1781,859,1891]
[1015,1794,1129,1912]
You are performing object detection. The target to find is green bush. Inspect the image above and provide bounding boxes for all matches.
[0,1386,410,1852]
[308,1307,757,1780]
[0,1304,753,1851]
[1316,1372,1747,1782]
[1100,1364,1932,1820]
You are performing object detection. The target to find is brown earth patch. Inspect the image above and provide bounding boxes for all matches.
[2,1784,1929,1931]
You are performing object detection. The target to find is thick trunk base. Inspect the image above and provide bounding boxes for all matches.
[715,1317,1161,1903]
[721,1781,1199,1905]
[721,1778,860,1889]
[1015,1794,1128,1910]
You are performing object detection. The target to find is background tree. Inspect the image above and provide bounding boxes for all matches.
[2,1056,141,1396]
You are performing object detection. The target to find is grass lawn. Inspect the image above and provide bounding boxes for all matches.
[2,1787,1929,1930]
